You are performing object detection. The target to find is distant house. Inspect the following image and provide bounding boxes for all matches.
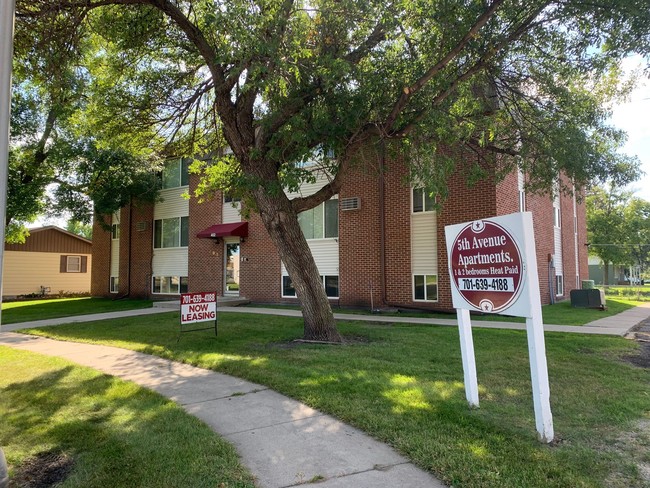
[3,226,92,298]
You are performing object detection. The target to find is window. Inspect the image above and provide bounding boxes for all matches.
[110,276,119,293]
[111,223,120,240]
[224,194,241,204]
[555,274,564,296]
[553,207,561,228]
[60,255,87,273]
[161,159,190,189]
[412,188,435,213]
[66,256,81,273]
[154,216,189,248]
[152,276,188,294]
[413,275,438,301]
[519,190,526,212]
[298,199,338,239]
[281,275,339,298]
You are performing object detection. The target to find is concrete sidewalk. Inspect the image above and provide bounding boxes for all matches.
[4,301,649,336]
[0,332,445,488]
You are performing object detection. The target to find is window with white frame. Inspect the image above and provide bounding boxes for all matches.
[66,256,81,273]
[412,188,435,213]
[224,194,241,204]
[152,276,188,294]
[298,199,338,239]
[161,159,190,189]
[281,275,339,298]
[154,216,189,248]
[111,223,120,239]
[413,275,438,301]
[110,276,119,293]
[519,190,526,212]
[555,274,564,296]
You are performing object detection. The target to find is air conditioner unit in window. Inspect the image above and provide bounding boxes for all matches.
[340,197,360,211]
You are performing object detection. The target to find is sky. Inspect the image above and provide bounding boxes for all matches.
[610,55,650,201]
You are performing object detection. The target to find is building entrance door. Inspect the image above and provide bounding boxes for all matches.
[224,241,240,296]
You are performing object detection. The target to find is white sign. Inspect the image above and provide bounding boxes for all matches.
[445,212,554,443]
[180,292,217,325]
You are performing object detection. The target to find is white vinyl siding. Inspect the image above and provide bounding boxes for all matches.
[223,198,241,223]
[110,212,120,286]
[153,188,189,280]
[518,168,525,211]
[154,188,189,220]
[411,191,437,301]
[3,251,92,296]
[152,248,189,277]
[285,171,332,199]
[553,189,563,277]
[281,239,339,276]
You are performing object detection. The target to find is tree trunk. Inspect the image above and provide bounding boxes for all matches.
[603,260,610,286]
[252,183,343,343]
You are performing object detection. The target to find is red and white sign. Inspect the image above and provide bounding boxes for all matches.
[449,219,524,313]
[180,292,217,325]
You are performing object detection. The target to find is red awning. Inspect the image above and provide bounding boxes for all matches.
[196,222,248,239]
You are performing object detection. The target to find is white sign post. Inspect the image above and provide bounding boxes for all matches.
[445,212,554,443]
[179,291,218,338]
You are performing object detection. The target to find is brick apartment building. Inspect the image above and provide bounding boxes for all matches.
[91,152,588,310]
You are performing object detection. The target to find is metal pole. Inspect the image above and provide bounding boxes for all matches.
[0,0,16,331]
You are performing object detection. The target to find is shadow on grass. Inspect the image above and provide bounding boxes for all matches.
[20,312,650,487]
[0,349,255,488]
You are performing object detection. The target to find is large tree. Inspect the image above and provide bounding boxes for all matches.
[8,6,161,242]
[17,0,649,341]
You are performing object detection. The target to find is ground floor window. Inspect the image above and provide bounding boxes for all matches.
[413,275,438,301]
[282,275,339,298]
[555,274,564,297]
[153,276,189,294]
[110,276,119,294]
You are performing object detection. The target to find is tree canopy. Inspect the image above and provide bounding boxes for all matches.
[15,0,650,339]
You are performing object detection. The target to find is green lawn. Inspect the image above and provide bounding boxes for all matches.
[1,297,153,324]
[0,347,255,488]
[254,297,642,326]
[21,312,650,487]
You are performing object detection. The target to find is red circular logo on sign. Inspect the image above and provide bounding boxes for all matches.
[450,220,523,312]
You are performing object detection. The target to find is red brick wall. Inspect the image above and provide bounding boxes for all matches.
[127,202,154,298]
[188,175,223,295]
[338,151,383,308]
[239,211,283,303]
[526,191,555,305]
[436,170,499,310]
[91,214,112,297]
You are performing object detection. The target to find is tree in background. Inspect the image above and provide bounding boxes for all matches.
[622,198,650,279]
[66,220,93,240]
[587,186,650,284]
[17,0,649,341]
[587,186,631,285]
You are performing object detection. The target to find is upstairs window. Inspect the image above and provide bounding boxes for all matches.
[298,199,338,239]
[162,159,190,189]
[111,223,120,240]
[154,216,189,248]
[554,207,561,228]
[412,188,435,213]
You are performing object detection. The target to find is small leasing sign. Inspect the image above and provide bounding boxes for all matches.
[181,292,217,325]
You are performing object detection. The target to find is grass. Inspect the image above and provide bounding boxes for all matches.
[1,297,153,324]
[21,311,650,487]
[0,347,255,488]
[249,296,642,326]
